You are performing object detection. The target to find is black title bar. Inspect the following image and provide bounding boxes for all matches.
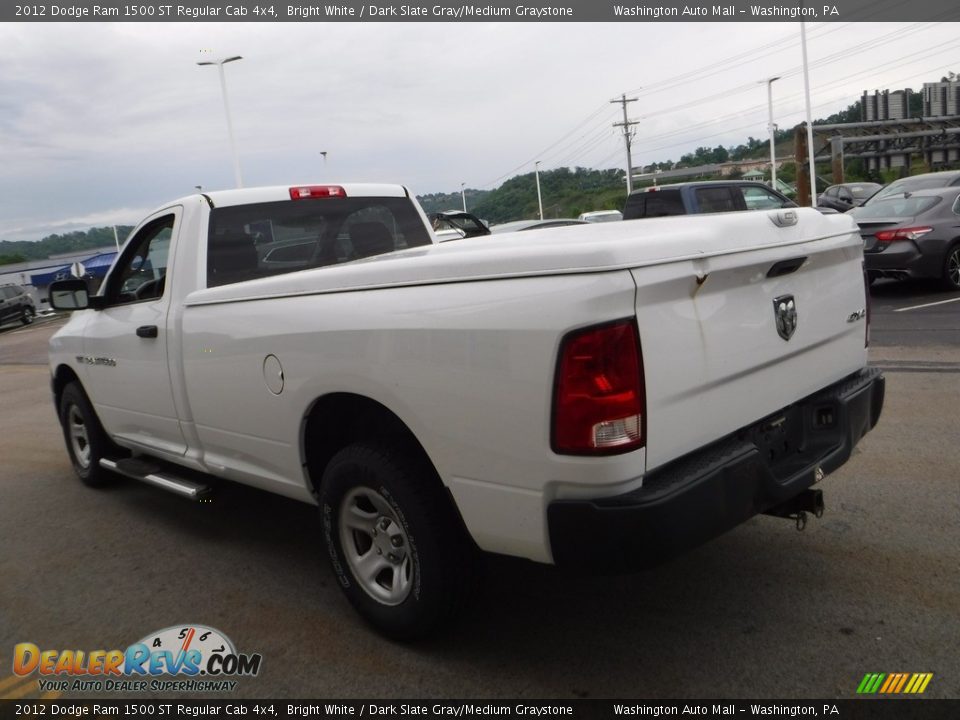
[5,0,960,22]
[1,700,958,720]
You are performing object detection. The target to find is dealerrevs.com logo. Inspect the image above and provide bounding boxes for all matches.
[12,625,262,693]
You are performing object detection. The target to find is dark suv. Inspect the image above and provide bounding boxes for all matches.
[0,284,36,326]
[623,180,796,219]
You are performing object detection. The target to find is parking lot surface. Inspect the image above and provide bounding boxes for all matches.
[1,288,958,700]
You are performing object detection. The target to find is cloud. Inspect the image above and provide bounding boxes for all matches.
[1,21,957,241]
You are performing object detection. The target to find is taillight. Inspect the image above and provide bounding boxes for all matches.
[874,226,932,242]
[289,185,346,200]
[552,320,645,455]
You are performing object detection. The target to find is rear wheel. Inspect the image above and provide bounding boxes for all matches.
[943,244,960,291]
[319,442,477,640]
[58,382,115,487]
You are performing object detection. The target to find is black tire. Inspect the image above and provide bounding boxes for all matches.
[21,306,34,325]
[58,382,116,487]
[943,244,960,291]
[319,442,477,640]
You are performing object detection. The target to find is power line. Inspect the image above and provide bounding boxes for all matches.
[480,23,953,190]
[634,39,960,157]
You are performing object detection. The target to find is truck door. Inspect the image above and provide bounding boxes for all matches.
[80,209,187,457]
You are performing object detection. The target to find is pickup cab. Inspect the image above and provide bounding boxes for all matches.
[623,180,796,219]
[48,183,884,639]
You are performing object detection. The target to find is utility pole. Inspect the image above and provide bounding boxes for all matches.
[800,22,818,206]
[611,94,639,194]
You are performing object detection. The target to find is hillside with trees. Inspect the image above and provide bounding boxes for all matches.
[417,189,491,215]
[419,167,625,225]
[0,226,132,267]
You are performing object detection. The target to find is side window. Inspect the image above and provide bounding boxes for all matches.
[106,215,174,305]
[741,186,788,210]
[695,187,738,213]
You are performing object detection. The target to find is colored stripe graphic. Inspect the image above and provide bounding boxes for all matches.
[893,673,909,693]
[857,673,885,694]
[857,672,933,694]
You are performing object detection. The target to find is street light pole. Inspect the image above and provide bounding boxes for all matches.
[764,76,780,189]
[197,55,244,188]
[535,162,543,220]
[460,183,467,212]
[800,23,817,206]
[320,151,327,169]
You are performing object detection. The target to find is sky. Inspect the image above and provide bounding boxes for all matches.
[1,20,958,241]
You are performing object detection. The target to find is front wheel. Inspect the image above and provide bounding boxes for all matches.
[319,442,477,640]
[58,382,115,487]
[943,244,960,291]
[21,306,34,325]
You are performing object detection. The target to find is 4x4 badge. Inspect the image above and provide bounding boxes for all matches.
[773,295,797,341]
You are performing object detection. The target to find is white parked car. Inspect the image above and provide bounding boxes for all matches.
[578,210,623,223]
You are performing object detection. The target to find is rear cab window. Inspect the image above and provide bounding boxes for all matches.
[623,190,684,219]
[206,197,432,289]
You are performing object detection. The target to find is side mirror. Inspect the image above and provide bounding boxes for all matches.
[48,279,90,311]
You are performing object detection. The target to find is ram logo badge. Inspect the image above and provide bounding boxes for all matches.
[773,295,798,341]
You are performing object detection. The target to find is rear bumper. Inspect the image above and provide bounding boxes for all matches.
[864,241,942,279]
[547,367,885,572]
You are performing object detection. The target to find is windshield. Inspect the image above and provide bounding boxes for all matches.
[852,195,940,219]
[848,184,881,199]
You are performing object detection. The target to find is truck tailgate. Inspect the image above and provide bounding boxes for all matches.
[631,209,869,472]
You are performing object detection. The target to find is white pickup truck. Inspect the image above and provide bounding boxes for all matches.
[48,183,884,639]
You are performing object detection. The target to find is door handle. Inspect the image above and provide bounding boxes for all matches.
[136,325,158,339]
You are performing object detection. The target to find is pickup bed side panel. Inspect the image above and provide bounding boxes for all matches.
[179,272,643,562]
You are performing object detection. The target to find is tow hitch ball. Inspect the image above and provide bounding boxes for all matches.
[764,487,825,531]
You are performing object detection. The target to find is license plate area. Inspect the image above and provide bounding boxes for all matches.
[749,405,805,467]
